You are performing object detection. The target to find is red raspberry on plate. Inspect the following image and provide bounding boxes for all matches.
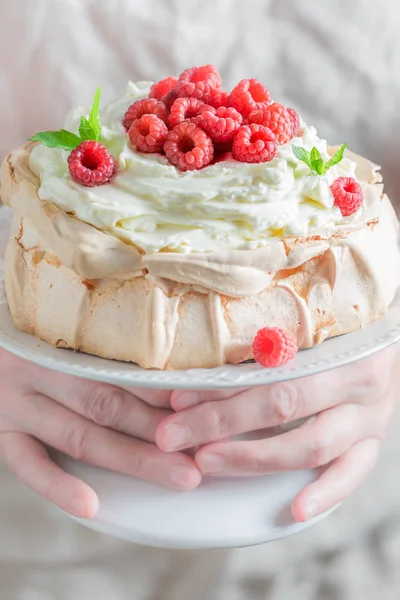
[287,108,301,137]
[128,114,168,153]
[150,76,178,100]
[197,105,243,143]
[176,64,221,101]
[253,327,298,368]
[248,103,292,144]
[168,97,205,128]
[164,121,214,171]
[232,124,277,163]
[228,78,271,118]
[330,177,364,217]
[122,98,168,131]
[68,141,115,187]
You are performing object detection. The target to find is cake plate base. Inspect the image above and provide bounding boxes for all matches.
[54,451,338,549]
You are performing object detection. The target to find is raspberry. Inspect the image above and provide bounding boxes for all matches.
[122,98,168,131]
[161,88,179,110]
[207,90,228,109]
[164,121,214,171]
[228,78,271,118]
[168,97,205,128]
[128,114,168,153]
[150,76,178,100]
[232,124,277,163]
[197,106,242,143]
[330,177,364,217]
[287,108,301,137]
[176,64,221,101]
[253,327,298,368]
[68,141,115,187]
[248,103,292,144]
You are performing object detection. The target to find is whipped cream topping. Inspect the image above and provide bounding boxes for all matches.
[28,81,383,254]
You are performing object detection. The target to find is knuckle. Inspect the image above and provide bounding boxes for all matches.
[248,449,269,474]
[356,359,388,404]
[63,421,90,461]
[133,388,172,408]
[81,386,124,428]
[203,407,227,440]
[269,382,299,423]
[129,448,149,477]
[308,434,332,468]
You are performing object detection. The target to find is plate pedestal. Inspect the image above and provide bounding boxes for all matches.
[55,452,338,549]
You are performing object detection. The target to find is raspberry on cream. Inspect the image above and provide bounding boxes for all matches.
[68,141,115,187]
[331,177,364,216]
[168,97,206,128]
[122,98,169,132]
[248,103,292,145]
[149,76,178,100]
[128,114,168,154]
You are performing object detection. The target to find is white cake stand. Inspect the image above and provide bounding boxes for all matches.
[1,263,400,548]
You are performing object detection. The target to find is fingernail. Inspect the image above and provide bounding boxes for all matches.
[68,497,93,519]
[161,424,191,451]
[169,466,201,490]
[66,490,99,519]
[173,392,200,410]
[302,497,320,521]
[197,453,225,475]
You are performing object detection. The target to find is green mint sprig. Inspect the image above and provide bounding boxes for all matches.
[29,88,102,151]
[292,143,347,175]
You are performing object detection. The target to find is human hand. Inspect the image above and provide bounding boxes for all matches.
[0,350,201,519]
[156,346,400,522]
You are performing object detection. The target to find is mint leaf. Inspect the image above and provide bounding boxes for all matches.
[310,146,321,164]
[79,116,98,141]
[310,147,324,175]
[310,146,321,162]
[29,130,81,150]
[323,143,348,173]
[293,143,348,176]
[88,87,101,140]
[292,145,312,168]
[315,158,324,174]
[29,87,103,151]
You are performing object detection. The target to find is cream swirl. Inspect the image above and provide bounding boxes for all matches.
[28,81,382,253]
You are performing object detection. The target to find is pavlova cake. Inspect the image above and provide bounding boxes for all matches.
[1,65,399,369]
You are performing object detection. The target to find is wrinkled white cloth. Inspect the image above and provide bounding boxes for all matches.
[1,1,400,598]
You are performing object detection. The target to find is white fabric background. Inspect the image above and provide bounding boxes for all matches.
[1,1,400,598]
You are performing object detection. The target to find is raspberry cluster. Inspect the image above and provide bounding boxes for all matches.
[123,64,301,171]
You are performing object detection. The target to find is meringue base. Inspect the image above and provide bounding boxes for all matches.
[4,197,400,370]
